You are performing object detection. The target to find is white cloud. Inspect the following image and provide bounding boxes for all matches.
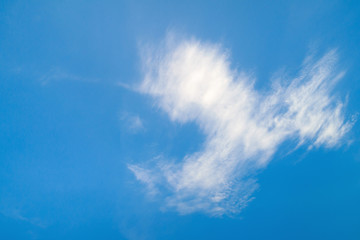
[120,112,145,133]
[0,208,47,228]
[39,67,97,85]
[129,36,354,216]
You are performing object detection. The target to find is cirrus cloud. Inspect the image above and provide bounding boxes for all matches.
[129,36,354,216]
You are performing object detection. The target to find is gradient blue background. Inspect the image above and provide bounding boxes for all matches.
[1,1,360,239]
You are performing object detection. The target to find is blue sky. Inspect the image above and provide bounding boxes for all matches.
[1,0,360,239]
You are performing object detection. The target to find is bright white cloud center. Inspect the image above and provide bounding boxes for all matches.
[129,37,352,215]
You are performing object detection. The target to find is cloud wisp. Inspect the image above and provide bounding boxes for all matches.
[120,112,145,134]
[129,37,353,216]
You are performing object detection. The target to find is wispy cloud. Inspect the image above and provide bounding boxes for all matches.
[129,36,354,216]
[0,208,47,228]
[39,67,97,85]
[120,112,145,133]
[117,81,135,91]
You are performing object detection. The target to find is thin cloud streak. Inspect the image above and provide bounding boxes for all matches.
[120,112,145,134]
[129,37,353,215]
[39,67,98,85]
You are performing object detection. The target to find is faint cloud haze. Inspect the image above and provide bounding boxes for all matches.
[129,36,354,216]
[120,112,145,133]
[0,208,47,228]
[39,67,98,85]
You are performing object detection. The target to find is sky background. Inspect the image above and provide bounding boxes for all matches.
[1,0,360,239]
